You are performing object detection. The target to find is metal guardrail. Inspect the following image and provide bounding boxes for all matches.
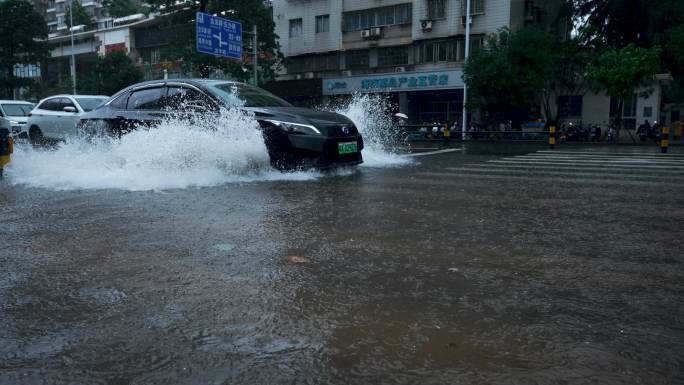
[402,129,552,142]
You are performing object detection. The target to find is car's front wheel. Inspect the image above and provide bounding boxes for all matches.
[29,126,44,145]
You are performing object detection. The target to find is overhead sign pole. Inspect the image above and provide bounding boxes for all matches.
[462,0,471,141]
[253,24,258,86]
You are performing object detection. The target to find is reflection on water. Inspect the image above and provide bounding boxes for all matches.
[1,146,682,384]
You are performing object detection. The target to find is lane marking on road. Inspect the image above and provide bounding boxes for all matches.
[520,154,684,161]
[405,148,463,157]
[512,154,684,161]
[535,150,684,157]
[498,157,684,165]
[442,167,684,180]
[461,163,684,173]
[412,172,684,186]
[487,160,684,169]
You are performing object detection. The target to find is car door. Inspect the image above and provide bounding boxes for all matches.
[124,85,166,130]
[59,97,81,137]
[162,84,219,121]
[32,97,62,138]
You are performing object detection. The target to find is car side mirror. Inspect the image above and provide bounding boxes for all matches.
[63,106,77,113]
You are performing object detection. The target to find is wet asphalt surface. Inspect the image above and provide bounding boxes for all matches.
[1,143,683,385]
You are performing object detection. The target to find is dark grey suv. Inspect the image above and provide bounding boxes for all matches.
[78,79,364,170]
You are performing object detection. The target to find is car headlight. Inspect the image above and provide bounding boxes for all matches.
[264,119,321,135]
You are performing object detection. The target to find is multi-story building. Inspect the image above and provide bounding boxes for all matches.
[270,0,565,123]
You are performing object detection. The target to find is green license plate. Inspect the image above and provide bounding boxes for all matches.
[338,142,358,154]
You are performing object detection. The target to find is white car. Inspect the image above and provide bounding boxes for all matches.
[0,100,35,139]
[27,94,109,142]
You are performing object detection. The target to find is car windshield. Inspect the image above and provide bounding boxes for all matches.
[1,103,33,116]
[76,97,108,112]
[209,83,292,108]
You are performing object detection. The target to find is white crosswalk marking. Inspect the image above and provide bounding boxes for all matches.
[415,149,684,185]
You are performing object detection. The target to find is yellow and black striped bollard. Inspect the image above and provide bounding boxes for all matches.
[549,126,556,149]
[661,126,670,154]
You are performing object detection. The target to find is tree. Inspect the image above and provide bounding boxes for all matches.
[586,44,661,136]
[463,28,557,127]
[103,0,139,18]
[573,0,684,98]
[146,0,282,84]
[0,0,50,99]
[65,1,94,29]
[78,51,143,95]
[541,37,591,126]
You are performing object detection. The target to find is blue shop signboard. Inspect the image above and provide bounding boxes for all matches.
[323,70,463,95]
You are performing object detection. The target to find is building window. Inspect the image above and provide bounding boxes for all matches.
[343,3,412,32]
[140,47,161,64]
[427,0,446,19]
[418,40,457,63]
[313,53,339,71]
[643,106,652,117]
[558,95,583,118]
[346,50,369,69]
[289,18,303,38]
[378,46,409,67]
[315,15,330,33]
[461,0,485,15]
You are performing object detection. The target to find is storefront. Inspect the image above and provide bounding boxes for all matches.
[321,69,464,124]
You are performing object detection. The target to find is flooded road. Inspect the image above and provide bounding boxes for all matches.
[1,144,683,384]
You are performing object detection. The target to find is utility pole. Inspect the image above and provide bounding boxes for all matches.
[69,0,76,94]
[461,0,471,141]
[253,24,258,86]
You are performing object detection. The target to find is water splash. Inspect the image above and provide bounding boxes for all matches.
[328,93,412,167]
[4,95,409,191]
[6,108,316,191]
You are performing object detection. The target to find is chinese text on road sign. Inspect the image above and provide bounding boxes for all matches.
[196,12,242,61]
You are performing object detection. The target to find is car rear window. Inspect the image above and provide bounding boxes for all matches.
[1,104,33,116]
[127,87,164,110]
[76,97,107,112]
[38,98,62,111]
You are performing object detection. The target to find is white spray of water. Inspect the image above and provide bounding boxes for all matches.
[330,93,412,168]
[5,95,409,191]
[8,108,316,191]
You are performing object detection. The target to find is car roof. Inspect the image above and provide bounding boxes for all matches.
[123,78,245,91]
[41,94,109,98]
[0,100,34,104]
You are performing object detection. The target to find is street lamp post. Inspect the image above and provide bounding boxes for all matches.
[461,0,471,141]
[69,0,76,95]
[253,24,258,86]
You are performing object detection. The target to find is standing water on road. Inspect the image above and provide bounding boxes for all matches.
[5,95,409,191]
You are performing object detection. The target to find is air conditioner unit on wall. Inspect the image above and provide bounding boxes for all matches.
[395,66,406,73]
[361,29,371,39]
[304,72,315,79]
[370,27,381,36]
[341,70,352,76]
[421,20,433,31]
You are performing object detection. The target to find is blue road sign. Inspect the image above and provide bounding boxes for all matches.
[196,12,242,61]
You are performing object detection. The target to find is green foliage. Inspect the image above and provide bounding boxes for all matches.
[103,0,139,18]
[78,51,143,96]
[66,1,94,28]
[574,0,684,97]
[0,0,49,98]
[146,0,282,84]
[587,44,661,100]
[463,28,556,124]
[586,44,660,129]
